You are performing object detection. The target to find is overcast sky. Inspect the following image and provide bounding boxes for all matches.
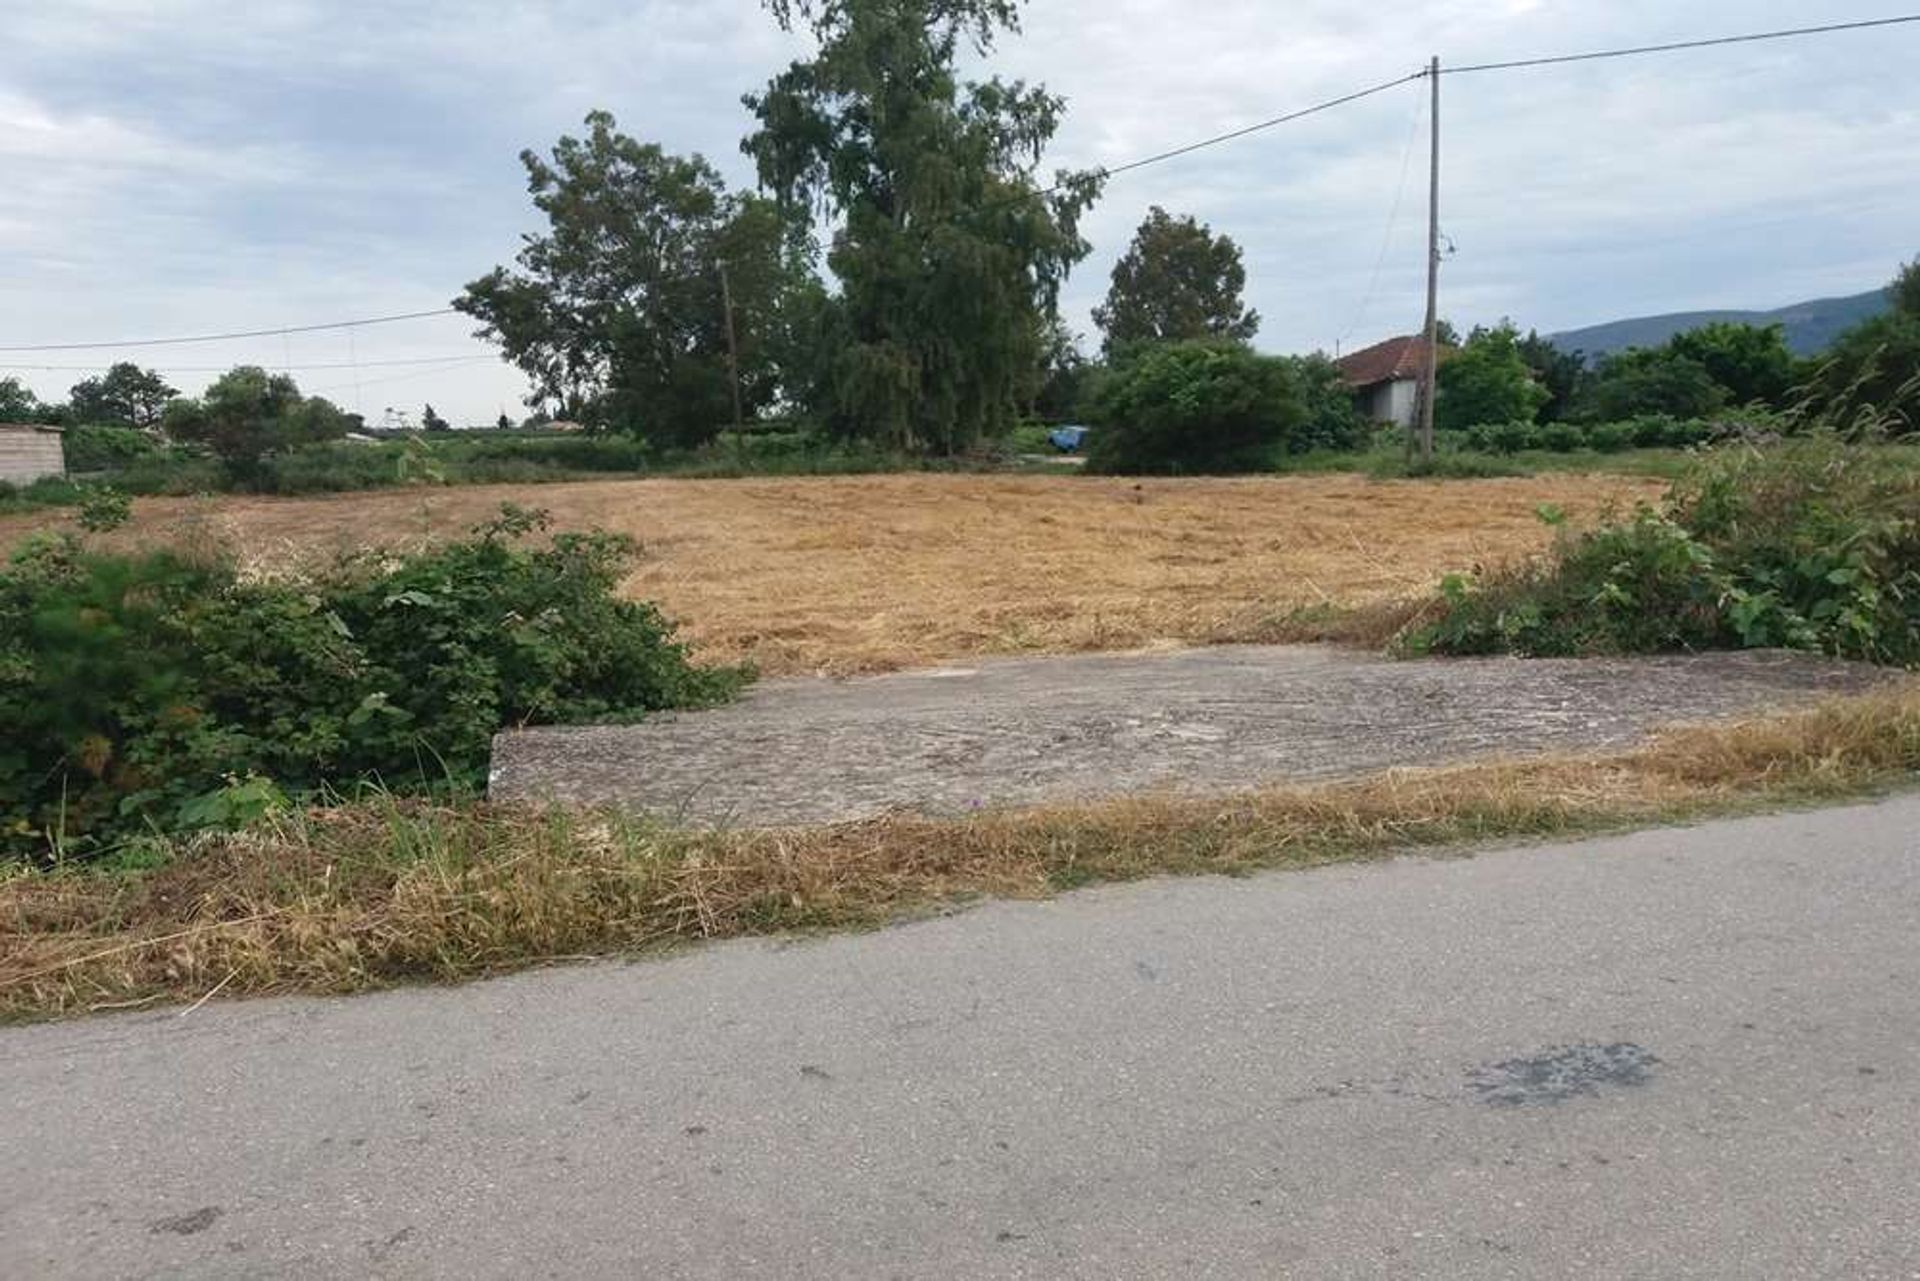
[4,0,1915,423]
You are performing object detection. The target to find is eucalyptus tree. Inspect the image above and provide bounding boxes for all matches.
[744,0,1102,451]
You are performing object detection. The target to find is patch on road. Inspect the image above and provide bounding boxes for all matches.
[490,646,1890,826]
[150,1206,222,1236]
[1468,1042,1660,1106]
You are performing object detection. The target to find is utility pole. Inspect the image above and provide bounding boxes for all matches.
[1416,54,1441,465]
[717,260,745,458]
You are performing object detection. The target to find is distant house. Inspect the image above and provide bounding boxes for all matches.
[0,424,64,485]
[1335,335,1454,429]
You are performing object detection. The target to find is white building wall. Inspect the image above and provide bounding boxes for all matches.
[0,427,65,485]
[1359,380,1420,429]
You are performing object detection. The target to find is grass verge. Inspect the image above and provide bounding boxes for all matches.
[4,680,1915,1023]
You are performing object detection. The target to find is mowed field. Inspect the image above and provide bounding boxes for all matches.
[0,472,1663,676]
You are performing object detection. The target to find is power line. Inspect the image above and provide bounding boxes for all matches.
[1441,14,1920,76]
[304,357,498,398]
[0,307,459,354]
[6,12,1918,360]
[1100,73,1427,181]
[1336,79,1427,353]
[1005,71,1426,212]
[973,15,1920,215]
[0,354,486,374]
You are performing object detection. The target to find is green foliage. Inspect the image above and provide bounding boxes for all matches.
[66,363,177,429]
[1795,309,1920,437]
[1027,315,1090,422]
[0,508,745,861]
[1435,324,1550,432]
[1514,330,1587,423]
[1093,206,1258,356]
[1667,322,1795,407]
[1890,256,1920,318]
[1576,346,1728,421]
[1459,415,1720,455]
[457,112,818,448]
[62,423,163,472]
[744,0,1102,452]
[1415,436,1919,665]
[1278,353,1368,453]
[1085,342,1299,474]
[162,366,351,484]
[1,376,48,423]
[75,487,132,533]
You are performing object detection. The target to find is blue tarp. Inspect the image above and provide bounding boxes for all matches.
[1047,425,1089,453]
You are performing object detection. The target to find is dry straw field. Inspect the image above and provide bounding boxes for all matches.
[0,472,1663,675]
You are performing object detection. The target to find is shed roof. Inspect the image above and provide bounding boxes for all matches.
[1335,336,1453,388]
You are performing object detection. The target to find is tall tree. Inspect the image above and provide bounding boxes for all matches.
[66,363,176,429]
[1093,206,1258,355]
[163,367,349,481]
[0,376,45,422]
[456,112,815,448]
[1027,314,1088,421]
[744,0,1102,452]
[1889,255,1920,318]
[1514,330,1586,423]
[421,404,452,433]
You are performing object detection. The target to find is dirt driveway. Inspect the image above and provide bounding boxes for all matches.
[490,645,1888,825]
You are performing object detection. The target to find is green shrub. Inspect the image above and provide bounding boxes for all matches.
[1435,325,1549,433]
[1576,348,1728,421]
[1537,422,1584,452]
[1278,354,1370,453]
[1085,342,1300,474]
[1585,423,1633,453]
[256,443,408,493]
[1462,422,1538,454]
[101,452,225,496]
[1413,436,1919,665]
[63,424,163,473]
[1624,414,1678,448]
[0,506,745,861]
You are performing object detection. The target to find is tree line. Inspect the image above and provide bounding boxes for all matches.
[447,0,1917,466]
[449,0,1322,457]
[1435,256,1920,439]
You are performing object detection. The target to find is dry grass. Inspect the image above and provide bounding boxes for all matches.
[4,681,1914,1022]
[0,472,1659,675]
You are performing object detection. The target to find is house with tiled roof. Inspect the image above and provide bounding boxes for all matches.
[1335,335,1454,429]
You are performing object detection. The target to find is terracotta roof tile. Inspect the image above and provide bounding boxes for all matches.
[1335,335,1452,388]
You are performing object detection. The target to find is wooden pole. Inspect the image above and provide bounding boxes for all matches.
[718,260,745,457]
[1417,55,1441,465]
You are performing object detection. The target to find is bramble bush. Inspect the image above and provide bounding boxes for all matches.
[0,505,745,861]
[1412,435,1919,665]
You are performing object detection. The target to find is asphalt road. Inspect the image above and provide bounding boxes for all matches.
[4,797,1918,1279]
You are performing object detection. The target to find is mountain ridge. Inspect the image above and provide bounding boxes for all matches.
[1549,288,1889,359]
